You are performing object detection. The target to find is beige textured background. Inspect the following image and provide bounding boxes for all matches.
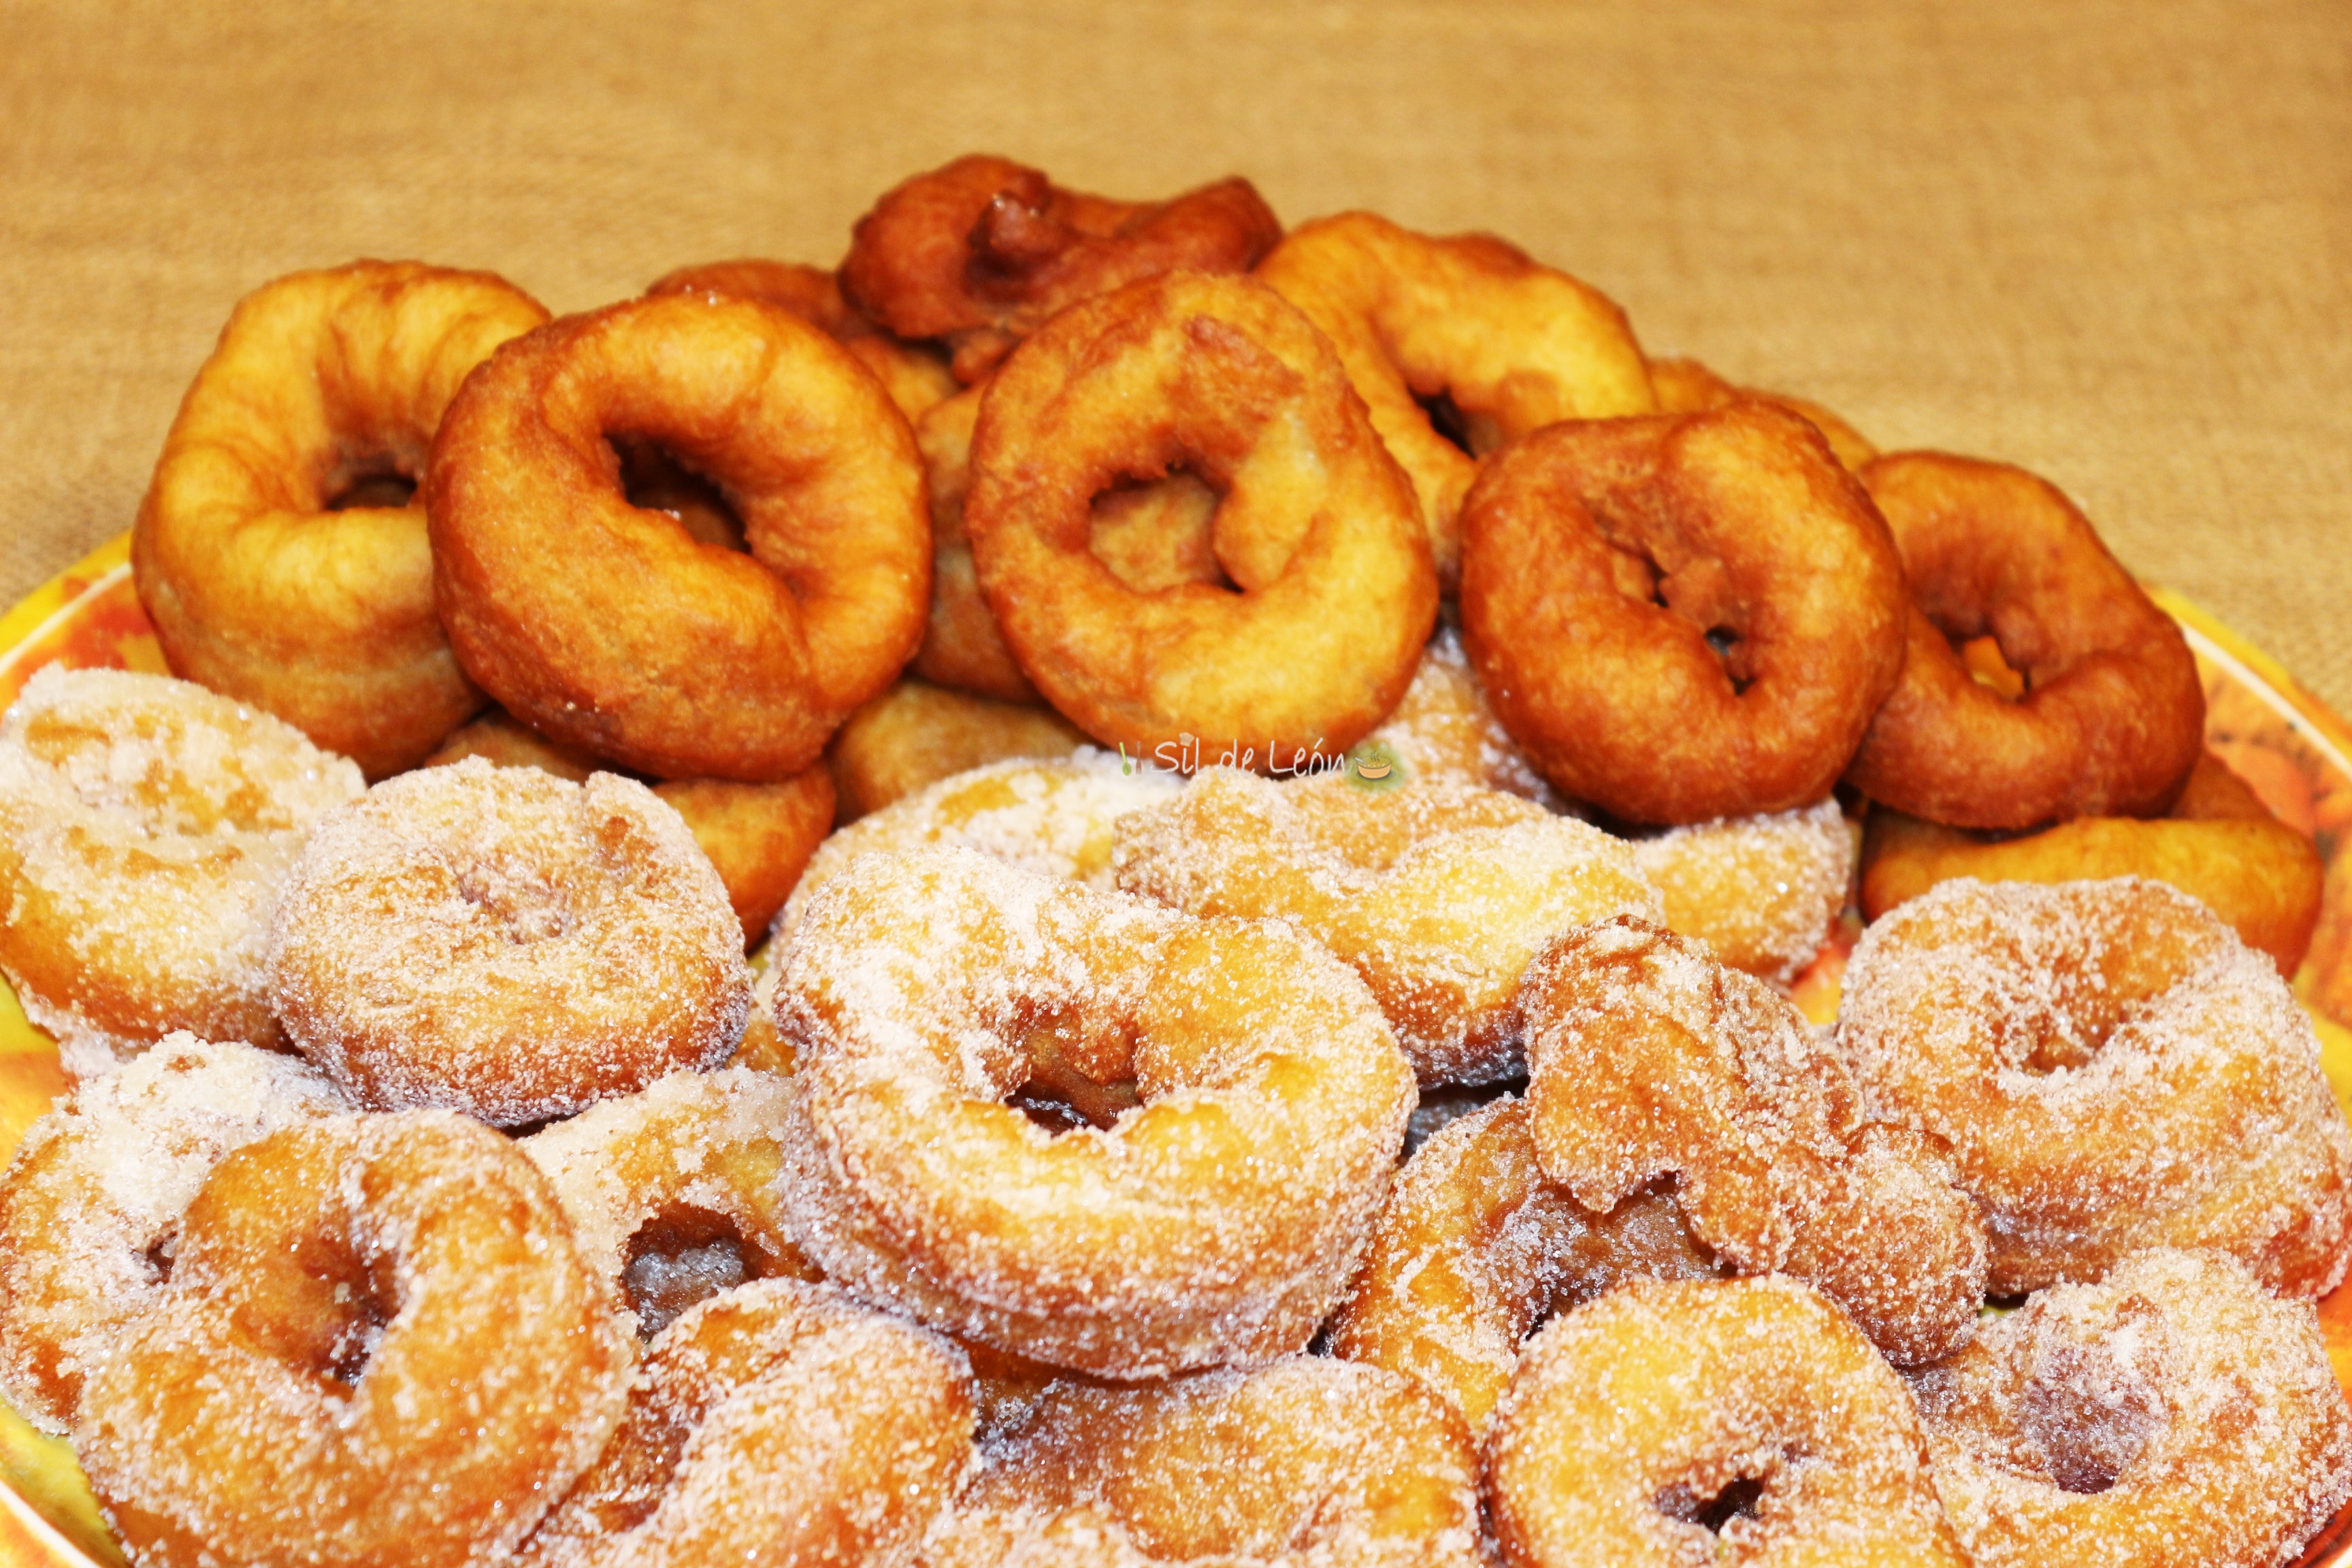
[3,0,2348,706]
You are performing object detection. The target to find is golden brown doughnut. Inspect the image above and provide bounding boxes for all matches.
[1844,452,2206,829]
[1256,211,1657,583]
[1486,1276,1969,1567]
[1837,875,2352,1296]
[1860,749,2324,977]
[75,1111,633,1568]
[827,676,1086,823]
[131,260,548,775]
[427,291,930,781]
[769,845,1414,1377]
[266,758,751,1126]
[1112,768,1661,1085]
[924,1357,1484,1568]
[516,1279,973,1568]
[1328,1096,1722,1437]
[1523,917,1988,1365]
[0,1034,343,1431]
[1912,1248,2352,1568]
[0,666,363,1074]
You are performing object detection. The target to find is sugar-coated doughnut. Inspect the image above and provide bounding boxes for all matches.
[75,1111,633,1568]
[0,666,363,1075]
[777,753,1179,939]
[770,846,1415,1377]
[516,1279,974,1568]
[1486,1276,1969,1567]
[1328,1096,1721,1436]
[521,1067,819,1339]
[1837,875,2352,1296]
[427,291,930,781]
[1912,1248,2352,1568]
[1256,211,1657,583]
[131,261,549,775]
[923,1357,1484,1568]
[1523,917,1988,1365]
[828,676,1086,822]
[964,270,1437,764]
[1113,768,1661,1085]
[0,1034,344,1431]
[267,758,751,1126]
[1630,797,1855,985]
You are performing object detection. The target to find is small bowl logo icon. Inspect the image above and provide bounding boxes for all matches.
[1345,740,1405,792]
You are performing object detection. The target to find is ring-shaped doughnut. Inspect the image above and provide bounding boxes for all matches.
[770,845,1415,1377]
[1485,1277,1969,1567]
[427,291,930,781]
[1843,451,2206,828]
[1256,211,1656,583]
[1459,402,1908,824]
[964,270,1437,764]
[131,260,546,776]
[74,1111,632,1568]
[1836,875,2352,1296]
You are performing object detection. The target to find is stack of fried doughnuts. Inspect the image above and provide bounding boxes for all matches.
[768,845,1415,1377]
[1838,875,2352,1297]
[131,260,549,777]
[0,667,364,1074]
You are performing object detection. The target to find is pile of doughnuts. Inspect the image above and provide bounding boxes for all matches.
[0,152,2348,1567]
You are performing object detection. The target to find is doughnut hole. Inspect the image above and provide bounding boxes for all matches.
[615,435,747,553]
[621,1206,756,1338]
[1086,466,1233,593]
[1657,1473,1767,1535]
[2015,1296,2164,1494]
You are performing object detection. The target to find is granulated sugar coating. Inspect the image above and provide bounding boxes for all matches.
[769,845,1416,1378]
[1837,875,2352,1296]
[0,1032,346,1430]
[73,1110,633,1568]
[1113,768,1660,1085]
[521,1066,820,1338]
[1328,1095,1722,1436]
[516,1279,975,1568]
[776,752,1180,938]
[1630,796,1855,984]
[266,757,751,1126]
[921,1356,1484,1567]
[1910,1248,2352,1568]
[1485,1276,1969,1567]
[0,666,363,1075]
[1521,918,1988,1367]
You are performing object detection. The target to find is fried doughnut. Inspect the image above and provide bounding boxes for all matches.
[965,270,1437,764]
[924,1357,1483,1568]
[839,153,1283,382]
[1256,211,1656,583]
[427,291,930,781]
[1911,1248,2352,1568]
[0,666,363,1074]
[0,1034,343,1431]
[1837,875,2352,1296]
[829,676,1086,822]
[1523,917,1988,1365]
[645,256,958,423]
[1631,798,1856,985]
[1844,452,2206,828]
[1328,1096,1722,1437]
[75,1111,632,1568]
[770,846,1414,1377]
[516,1279,973,1568]
[1861,750,2324,977]
[777,753,1180,938]
[426,707,836,947]
[1485,1276,1969,1568]
[520,1068,819,1338]
[131,260,548,775]
[266,757,751,1126]
[1113,768,1661,1085]
[1460,402,1908,824]
[1647,355,1878,471]
[911,381,1228,706]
